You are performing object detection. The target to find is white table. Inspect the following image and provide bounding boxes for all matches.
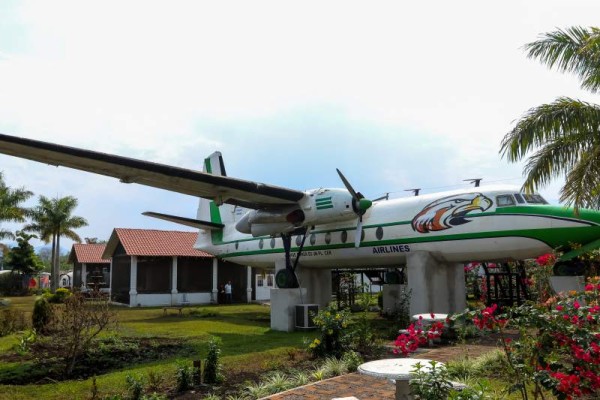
[358,358,440,400]
[411,313,448,324]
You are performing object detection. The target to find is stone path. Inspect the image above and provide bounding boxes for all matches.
[261,343,499,400]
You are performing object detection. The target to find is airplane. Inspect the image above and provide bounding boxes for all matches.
[1,133,599,321]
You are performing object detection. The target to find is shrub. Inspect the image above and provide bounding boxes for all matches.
[15,329,37,355]
[203,337,223,384]
[341,350,363,372]
[45,287,71,304]
[0,308,28,336]
[125,374,145,400]
[175,361,193,392]
[308,305,352,357]
[32,297,52,333]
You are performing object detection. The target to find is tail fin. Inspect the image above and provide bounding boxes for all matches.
[197,152,235,226]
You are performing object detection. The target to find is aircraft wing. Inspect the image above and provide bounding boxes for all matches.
[0,133,305,208]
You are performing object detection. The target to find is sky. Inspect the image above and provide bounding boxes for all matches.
[0,0,599,251]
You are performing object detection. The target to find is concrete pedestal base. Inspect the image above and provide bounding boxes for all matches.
[382,284,409,315]
[406,251,466,315]
[270,288,307,332]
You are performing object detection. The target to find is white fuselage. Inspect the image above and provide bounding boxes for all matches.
[194,185,595,268]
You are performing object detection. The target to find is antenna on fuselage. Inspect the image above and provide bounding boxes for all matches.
[405,188,421,196]
[373,192,390,201]
[463,178,482,187]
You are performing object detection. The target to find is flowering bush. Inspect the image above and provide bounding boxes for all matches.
[394,314,444,356]
[456,280,600,400]
[309,305,352,357]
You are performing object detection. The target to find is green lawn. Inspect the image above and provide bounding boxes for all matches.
[0,296,314,400]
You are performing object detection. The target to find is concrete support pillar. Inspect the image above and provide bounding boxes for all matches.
[297,266,332,308]
[129,256,138,307]
[270,259,332,332]
[171,256,178,305]
[81,263,87,286]
[211,258,218,304]
[406,251,466,315]
[246,266,252,303]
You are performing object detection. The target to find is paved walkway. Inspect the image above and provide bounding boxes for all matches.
[262,343,498,400]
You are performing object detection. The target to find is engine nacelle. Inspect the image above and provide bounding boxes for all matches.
[300,188,357,226]
[235,188,361,237]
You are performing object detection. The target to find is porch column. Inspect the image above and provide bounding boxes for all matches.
[81,263,87,287]
[109,258,113,299]
[211,258,218,303]
[129,256,138,307]
[246,266,252,303]
[171,256,178,305]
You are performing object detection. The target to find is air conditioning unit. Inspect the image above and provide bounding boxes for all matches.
[295,304,319,330]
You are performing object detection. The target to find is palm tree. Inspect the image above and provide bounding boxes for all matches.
[500,26,600,210]
[0,172,33,240]
[24,195,88,292]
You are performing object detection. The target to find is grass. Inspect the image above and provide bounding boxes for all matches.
[0,296,315,400]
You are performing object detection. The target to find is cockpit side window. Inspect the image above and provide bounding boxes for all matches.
[496,194,515,207]
[514,193,525,204]
[522,194,548,204]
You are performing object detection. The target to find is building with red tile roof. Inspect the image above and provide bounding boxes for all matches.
[101,228,263,307]
[68,243,110,290]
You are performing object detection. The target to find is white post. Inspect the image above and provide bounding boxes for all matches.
[211,258,218,303]
[81,263,87,286]
[246,266,252,303]
[171,256,178,305]
[129,256,138,307]
[109,258,113,299]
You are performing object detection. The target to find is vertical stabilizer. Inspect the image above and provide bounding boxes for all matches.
[197,152,235,228]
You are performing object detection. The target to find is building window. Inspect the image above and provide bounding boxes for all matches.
[137,257,171,294]
[178,257,212,293]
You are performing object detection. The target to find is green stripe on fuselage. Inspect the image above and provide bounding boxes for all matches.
[213,205,600,257]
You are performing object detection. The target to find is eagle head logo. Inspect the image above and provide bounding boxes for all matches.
[411,193,493,234]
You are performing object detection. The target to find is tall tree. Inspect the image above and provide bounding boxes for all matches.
[24,196,88,292]
[500,26,600,210]
[6,231,44,274]
[0,172,33,240]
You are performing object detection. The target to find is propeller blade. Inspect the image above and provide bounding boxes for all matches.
[336,168,359,200]
[355,218,363,248]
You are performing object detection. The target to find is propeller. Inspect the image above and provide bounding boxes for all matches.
[336,169,373,248]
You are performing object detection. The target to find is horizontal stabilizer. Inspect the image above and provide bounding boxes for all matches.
[142,211,224,230]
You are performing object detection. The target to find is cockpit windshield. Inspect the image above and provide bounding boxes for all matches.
[522,194,548,204]
[495,193,549,207]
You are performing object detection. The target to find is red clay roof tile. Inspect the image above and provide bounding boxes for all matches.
[110,228,213,257]
[70,243,110,263]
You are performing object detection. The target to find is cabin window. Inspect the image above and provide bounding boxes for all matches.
[295,235,303,246]
[310,233,316,245]
[270,238,275,249]
[325,232,332,244]
[376,227,384,240]
[496,195,515,207]
[341,230,348,243]
[523,194,548,204]
[514,193,525,204]
[258,239,264,249]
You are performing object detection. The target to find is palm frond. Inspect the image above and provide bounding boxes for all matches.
[500,97,600,162]
[560,146,600,209]
[521,135,597,193]
[525,26,600,93]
